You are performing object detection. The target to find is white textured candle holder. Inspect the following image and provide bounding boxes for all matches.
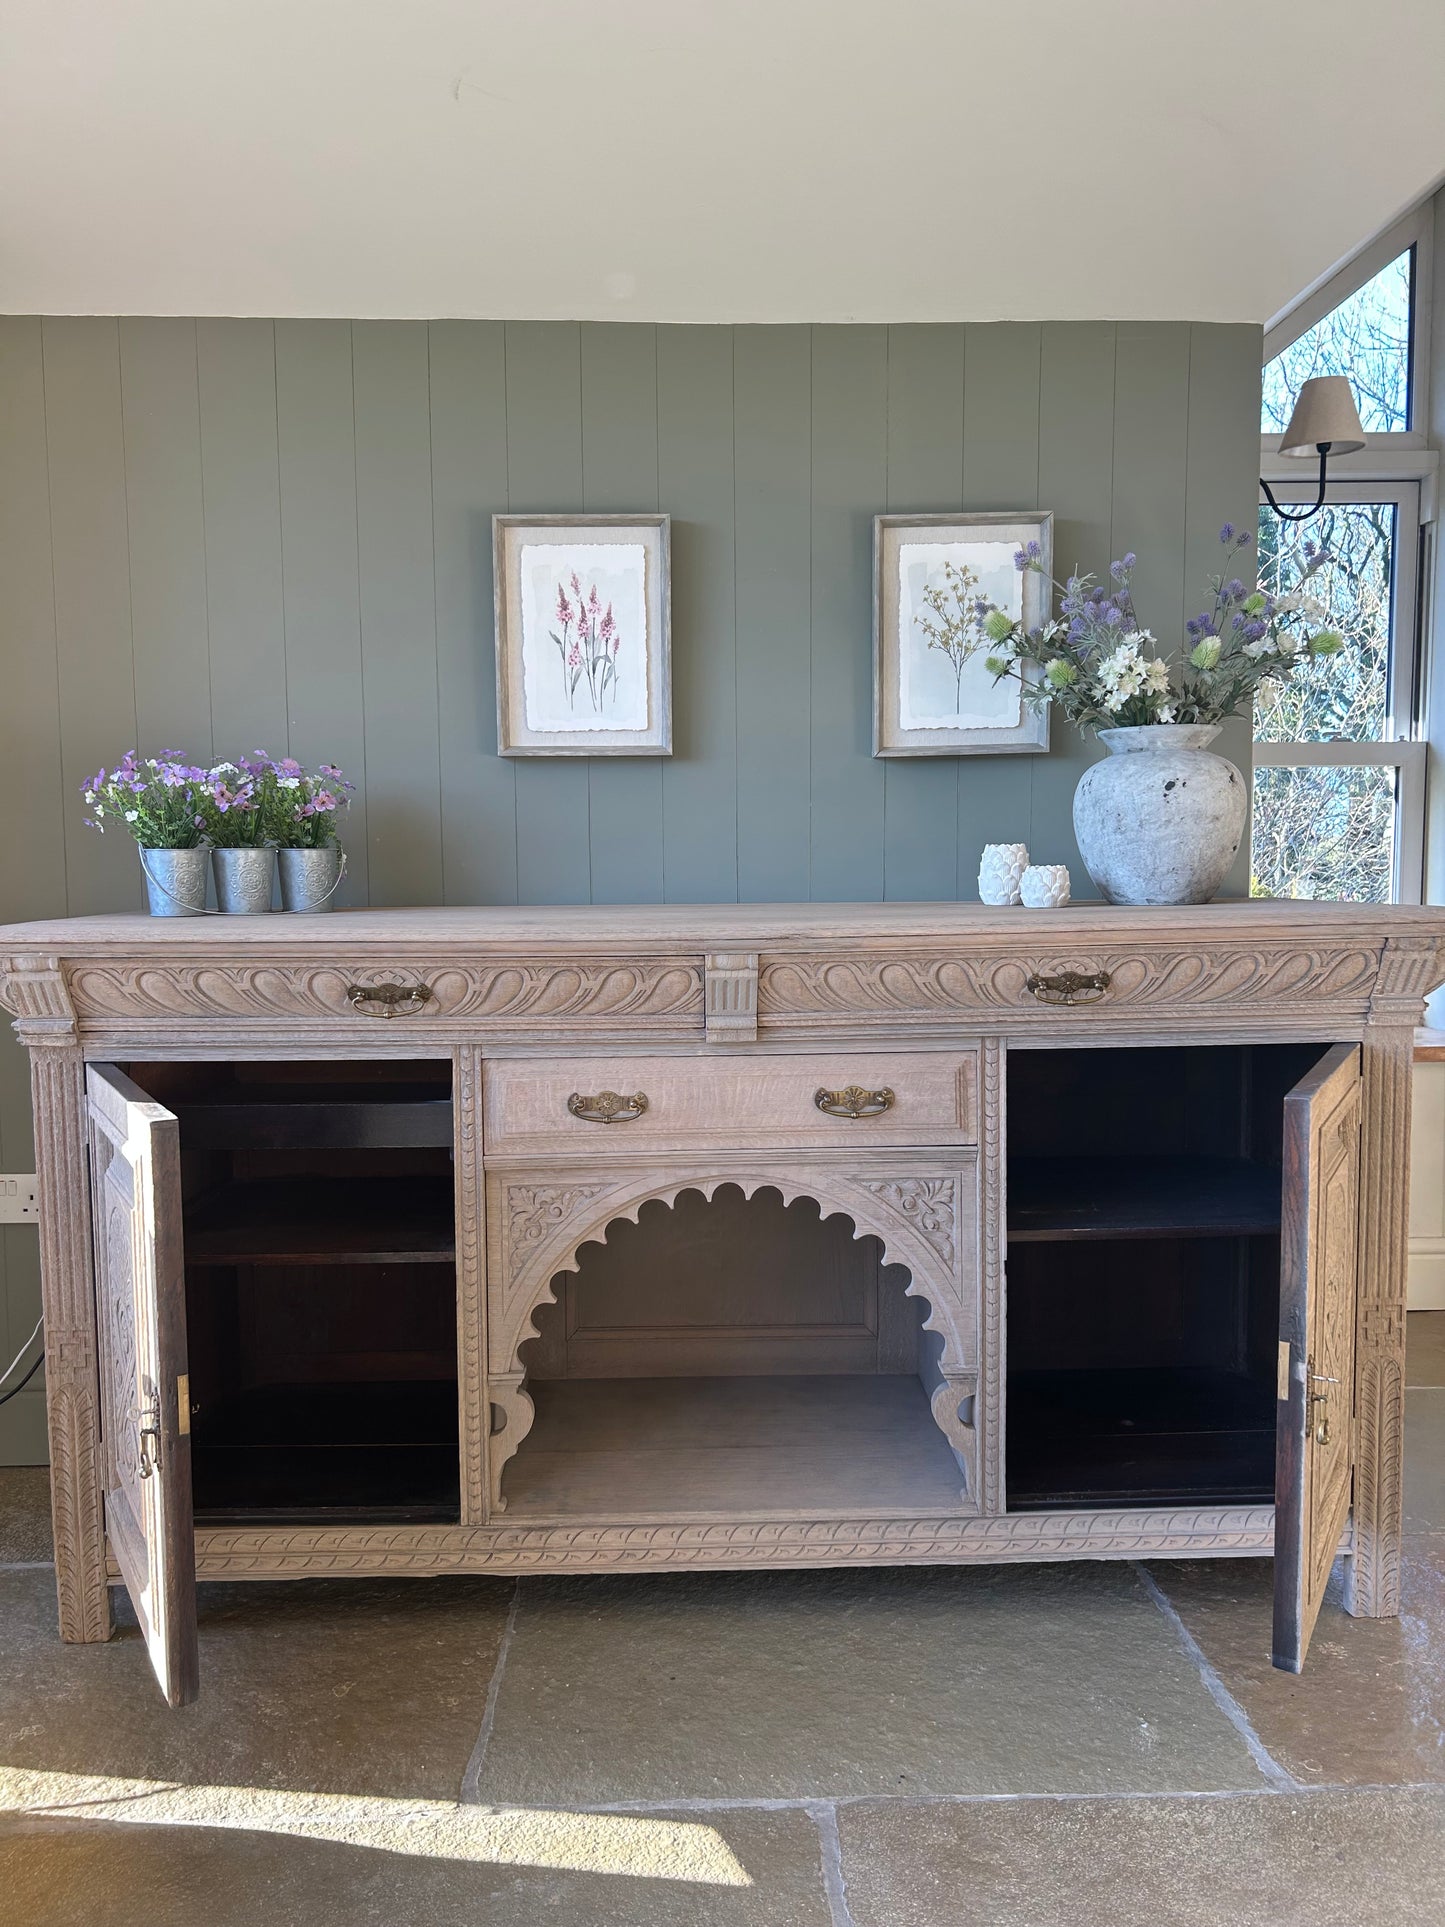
[978,842,1030,907]
[1020,863,1071,909]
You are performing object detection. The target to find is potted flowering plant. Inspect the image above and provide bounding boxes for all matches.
[268,759,354,912]
[976,527,1344,905]
[81,753,211,915]
[197,758,276,912]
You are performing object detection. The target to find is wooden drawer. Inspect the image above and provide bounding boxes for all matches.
[483,1050,979,1154]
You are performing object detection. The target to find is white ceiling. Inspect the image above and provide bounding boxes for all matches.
[2,1,1442,324]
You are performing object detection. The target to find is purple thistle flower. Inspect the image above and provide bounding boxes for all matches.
[1013,549,1028,572]
[1218,523,1235,543]
[1225,578,1245,599]
[1027,540,1041,558]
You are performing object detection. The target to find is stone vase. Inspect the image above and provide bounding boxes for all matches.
[138,846,209,917]
[1072,724,1247,906]
[212,846,276,914]
[278,843,344,912]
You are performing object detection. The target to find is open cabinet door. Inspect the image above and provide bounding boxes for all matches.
[86,1064,198,1706]
[1273,1043,1362,1674]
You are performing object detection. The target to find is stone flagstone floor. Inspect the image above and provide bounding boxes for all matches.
[2,1316,1444,1925]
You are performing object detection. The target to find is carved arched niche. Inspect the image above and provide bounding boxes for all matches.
[484,1167,981,1516]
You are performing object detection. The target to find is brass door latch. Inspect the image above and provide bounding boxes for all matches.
[1309,1363,1340,1446]
[136,1395,161,1480]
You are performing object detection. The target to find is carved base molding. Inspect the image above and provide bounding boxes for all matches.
[188,1505,1277,1579]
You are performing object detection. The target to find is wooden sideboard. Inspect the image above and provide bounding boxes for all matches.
[2,900,1441,1707]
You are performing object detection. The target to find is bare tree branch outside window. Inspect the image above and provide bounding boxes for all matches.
[1261,249,1412,435]
[1250,502,1395,902]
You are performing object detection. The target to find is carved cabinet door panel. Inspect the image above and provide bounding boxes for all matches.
[86,1064,198,1707]
[1273,1044,1362,1675]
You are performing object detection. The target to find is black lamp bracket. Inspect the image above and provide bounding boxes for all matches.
[1260,444,1329,523]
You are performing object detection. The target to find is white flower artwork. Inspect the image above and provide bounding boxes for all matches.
[897,540,1023,730]
[494,515,672,756]
[519,544,649,733]
[873,513,1053,757]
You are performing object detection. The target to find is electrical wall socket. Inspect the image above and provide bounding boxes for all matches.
[0,1177,38,1224]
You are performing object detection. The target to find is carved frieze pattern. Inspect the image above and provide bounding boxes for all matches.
[191,1505,1278,1578]
[63,959,703,1026]
[1348,1032,1415,1618]
[453,1046,487,1525]
[31,1050,111,1642]
[759,946,1382,1020]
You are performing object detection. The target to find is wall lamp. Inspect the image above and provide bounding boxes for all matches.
[1260,375,1366,523]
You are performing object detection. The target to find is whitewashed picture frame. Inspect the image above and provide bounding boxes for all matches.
[873,511,1053,756]
[494,514,672,756]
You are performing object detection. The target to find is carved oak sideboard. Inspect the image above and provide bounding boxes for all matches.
[1,900,1440,1707]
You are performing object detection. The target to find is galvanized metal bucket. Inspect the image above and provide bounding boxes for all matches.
[139,846,209,917]
[277,844,346,912]
[212,846,276,913]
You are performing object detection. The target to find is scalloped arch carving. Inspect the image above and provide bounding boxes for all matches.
[485,1162,981,1515]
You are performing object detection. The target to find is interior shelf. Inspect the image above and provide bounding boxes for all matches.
[500,1375,971,1520]
[1006,1366,1276,1509]
[191,1379,460,1521]
[174,1084,452,1150]
[184,1176,456,1265]
[1007,1156,1282,1242]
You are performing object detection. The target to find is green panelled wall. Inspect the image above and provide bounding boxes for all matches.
[0,315,1263,1459]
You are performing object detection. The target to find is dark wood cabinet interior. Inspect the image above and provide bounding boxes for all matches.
[1005,1043,1328,1511]
[126,1058,459,1524]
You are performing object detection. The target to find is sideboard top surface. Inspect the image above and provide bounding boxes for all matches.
[3,899,1444,955]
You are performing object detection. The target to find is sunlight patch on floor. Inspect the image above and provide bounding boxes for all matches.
[0,1767,753,1885]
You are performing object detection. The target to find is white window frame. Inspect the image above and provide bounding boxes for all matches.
[1258,193,1439,906]
[1262,203,1434,452]
[1253,478,1426,904]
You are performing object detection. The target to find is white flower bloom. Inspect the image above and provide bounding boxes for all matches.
[1143,657,1172,694]
[1274,592,1300,613]
[212,761,238,775]
[1124,629,1156,649]
[278,776,301,789]
[124,809,139,822]
[83,790,96,803]
[1157,704,1176,723]
[1242,638,1273,660]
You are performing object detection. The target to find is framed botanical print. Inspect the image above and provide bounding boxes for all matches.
[494,514,672,756]
[873,511,1053,756]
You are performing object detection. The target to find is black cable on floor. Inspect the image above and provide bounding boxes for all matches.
[0,1350,43,1407]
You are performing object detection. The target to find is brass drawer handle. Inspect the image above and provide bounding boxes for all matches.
[568,1090,649,1124]
[1025,970,1111,1007]
[815,1085,895,1120]
[345,981,434,1018]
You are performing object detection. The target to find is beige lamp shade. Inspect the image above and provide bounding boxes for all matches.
[1278,375,1366,458]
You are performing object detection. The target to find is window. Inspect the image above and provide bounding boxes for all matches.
[1262,248,1414,435]
[1250,487,1423,903]
[1254,200,1433,905]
